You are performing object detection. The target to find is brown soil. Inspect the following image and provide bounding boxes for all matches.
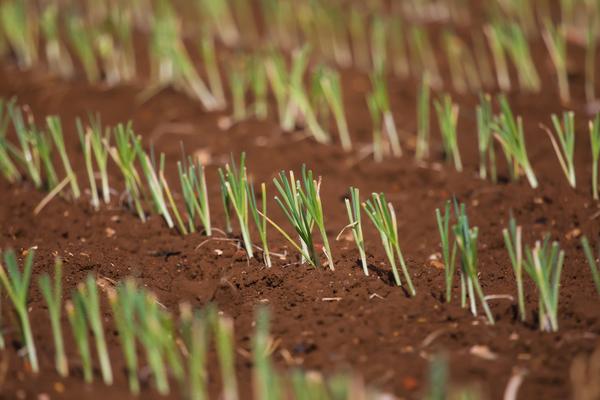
[1,21,600,400]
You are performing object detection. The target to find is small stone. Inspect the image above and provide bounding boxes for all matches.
[565,228,582,240]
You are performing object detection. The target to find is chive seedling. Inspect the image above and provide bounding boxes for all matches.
[66,14,100,82]
[39,257,68,377]
[416,77,431,161]
[0,99,19,183]
[136,143,174,228]
[65,296,93,383]
[349,8,370,70]
[502,213,526,322]
[111,123,145,221]
[492,96,538,188]
[372,73,402,157]
[265,52,289,128]
[585,15,597,102]
[178,157,211,235]
[523,237,564,332]
[253,306,280,400]
[318,67,352,151]
[367,92,384,162]
[108,280,140,394]
[77,275,113,384]
[47,116,80,199]
[581,236,600,296]
[453,203,494,324]
[9,105,42,189]
[158,154,188,235]
[88,116,111,205]
[32,125,59,190]
[199,33,225,108]
[434,94,462,171]
[250,57,268,121]
[544,112,576,188]
[0,249,38,372]
[40,3,73,78]
[476,94,497,182]
[77,120,100,210]
[228,58,249,123]
[341,187,368,276]
[363,193,416,296]
[542,19,570,104]
[370,16,388,74]
[435,201,456,303]
[218,153,253,258]
[209,309,239,400]
[180,303,208,400]
[409,27,441,88]
[590,114,600,200]
[248,182,271,268]
[494,23,540,92]
[484,24,511,91]
[0,0,37,68]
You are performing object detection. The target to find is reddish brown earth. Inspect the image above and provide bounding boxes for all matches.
[1,27,600,400]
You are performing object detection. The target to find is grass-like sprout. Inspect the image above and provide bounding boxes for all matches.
[416,77,431,161]
[66,14,100,83]
[265,52,289,128]
[591,114,600,200]
[199,34,225,108]
[32,125,59,190]
[78,121,100,210]
[0,99,19,183]
[281,46,311,132]
[273,167,334,270]
[453,203,494,324]
[586,16,597,102]
[77,275,113,384]
[180,303,208,400]
[369,73,402,159]
[40,4,73,78]
[340,187,368,276]
[492,96,538,188]
[136,144,175,229]
[252,306,280,400]
[65,296,93,383]
[367,92,384,163]
[409,26,442,88]
[318,67,352,151]
[523,237,564,332]
[250,57,268,121]
[544,112,576,188]
[484,24,511,91]
[111,123,146,221]
[476,94,497,182]
[494,23,540,92]
[228,58,249,123]
[9,104,42,189]
[0,0,37,69]
[435,201,457,303]
[349,8,370,70]
[542,19,570,104]
[389,17,409,79]
[370,16,387,74]
[199,0,239,46]
[209,308,239,400]
[502,213,526,322]
[363,193,416,296]
[47,116,80,199]
[158,153,188,235]
[248,182,271,268]
[434,94,462,171]
[218,153,253,258]
[108,280,140,395]
[581,236,600,297]
[0,249,38,372]
[88,117,111,205]
[38,257,68,377]
[178,157,212,236]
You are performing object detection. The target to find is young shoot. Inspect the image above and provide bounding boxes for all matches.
[523,237,564,332]
[492,96,538,188]
[453,204,494,324]
[434,94,462,171]
[363,193,416,296]
[218,153,253,258]
[318,67,352,151]
[38,257,68,377]
[502,213,526,322]
[544,112,576,188]
[210,309,239,400]
[110,123,145,221]
[178,156,212,235]
[0,249,38,372]
[66,14,100,83]
[341,187,368,276]
[0,99,19,183]
[65,296,93,383]
[108,280,140,395]
[9,104,42,189]
[228,58,249,123]
[77,275,113,385]
[158,153,188,235]
[416,77,431,161]
[248,182,271,268]
[542,19,570,104]
[32,125,59,190]
[252,306,280,400]
[250,57,268,121]
[88,117,111,205]
[581,236,600,297]
[476,94,497,182]
[199,33,225,108]
[435,201,456,303]
[0,0,37,68]
[591,114,600,200]
[370,73,402,158]
[180,303,208,400]
[47,116,80,199]
[77,120,100,210]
